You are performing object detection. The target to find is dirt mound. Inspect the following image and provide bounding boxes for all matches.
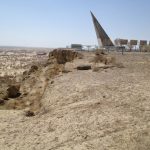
[49,49,78,64]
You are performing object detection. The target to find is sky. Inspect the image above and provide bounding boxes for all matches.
[0,0,150,48]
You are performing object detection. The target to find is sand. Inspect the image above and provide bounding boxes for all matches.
[0,52,150,150]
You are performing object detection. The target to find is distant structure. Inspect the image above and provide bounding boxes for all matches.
[129,40,138,46]
[128,40,138,51]
[140,40,147,46]
[37,52,47,56]
[90,11,114,48]
[114,39,128,46]
[90,11,150,52]
[70,44,98,51]
[71,44,82,50]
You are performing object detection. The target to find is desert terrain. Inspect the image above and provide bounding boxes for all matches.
[0,47,49,77]
[0,50,150,150]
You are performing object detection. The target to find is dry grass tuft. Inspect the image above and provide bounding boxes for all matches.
[77,53,84,59]
[92,51,116,65]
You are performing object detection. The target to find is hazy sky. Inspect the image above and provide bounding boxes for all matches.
[0,0,150,47]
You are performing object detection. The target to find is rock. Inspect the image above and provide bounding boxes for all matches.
[7,84,21,98]
[23,71,28,76]
[0,99,5,105]
[77,65,92,70]
[50,81,54,84]
[28,65,38,74]
[25,110,35,117]
[31,65,38,71]
[49,49,78,64]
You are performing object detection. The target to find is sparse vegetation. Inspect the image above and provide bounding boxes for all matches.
[92,50,116,65]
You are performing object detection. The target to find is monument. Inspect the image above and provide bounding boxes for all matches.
[91,11,114,48]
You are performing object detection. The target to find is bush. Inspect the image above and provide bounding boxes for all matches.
[92,51,115,65]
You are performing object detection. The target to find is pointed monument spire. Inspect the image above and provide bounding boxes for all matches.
[90,11,114,47]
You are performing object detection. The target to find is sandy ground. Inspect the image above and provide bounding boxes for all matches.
[0,52,48,77]
[0,52,150,150]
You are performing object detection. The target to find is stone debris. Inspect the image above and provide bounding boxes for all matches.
[0,99,5,105]
[7,84,20,98]
[77,65,92,70]
[25,110,35,117]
